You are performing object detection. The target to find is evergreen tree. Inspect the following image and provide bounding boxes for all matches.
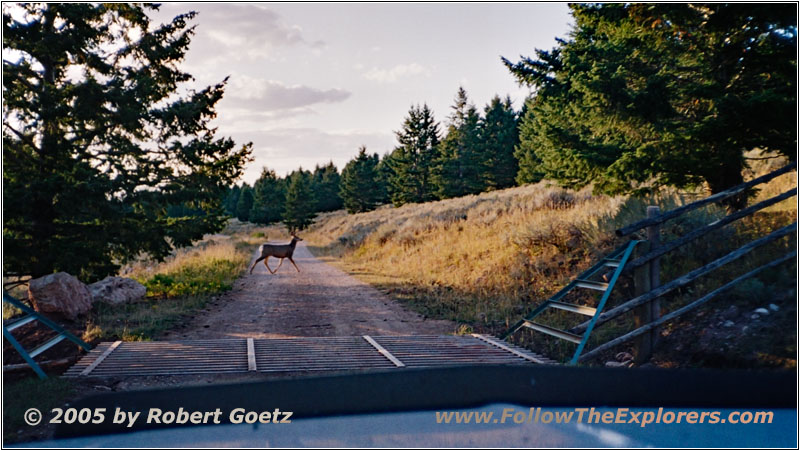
[2,4,252,280]
[340,146,382,214]
[236,185,254,222]
[283,169,317,232]
[504,4,796,202]
[513,96,546,185]
[386,104,441,206]
[223,185,242,217]
[374,154,391,205]
[434,87,484,198]
[480,95,519,190]
[311,162,344,212]
[249,168,285,224]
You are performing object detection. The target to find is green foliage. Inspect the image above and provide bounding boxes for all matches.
[283,169,317,232]
[2,4,252,282]
[374,155,391,204]
[341,146,383,214]
[505,4,796,200]
[137,259,238,298]
[434,87,485,198]
[311,162,344,212]
[223,185,241,217]
[480,95,520,190]
[385,104,441,206]
[514,97,546,185]
[249,168,286,224]
[235,185,254,222]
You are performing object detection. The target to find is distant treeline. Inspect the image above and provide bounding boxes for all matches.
[225,87,527,227]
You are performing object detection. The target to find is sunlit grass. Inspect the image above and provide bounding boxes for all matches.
[303,161,796,366]
[82,221,272,342]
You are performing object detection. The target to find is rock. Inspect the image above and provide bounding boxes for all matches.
[88,277,146,306]
[769,303,780,312]
[605,360,632,368]
[615,351,634,362]
[723,320,735,328]
[754,308,769,316]
[28,272,92,320]
[750,313,760,320]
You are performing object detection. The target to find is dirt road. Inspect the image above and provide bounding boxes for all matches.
[163,242,454,340]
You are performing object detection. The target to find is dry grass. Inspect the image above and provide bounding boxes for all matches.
[304,160,796,365]
[304,182,634,329]
[82,219,280,342]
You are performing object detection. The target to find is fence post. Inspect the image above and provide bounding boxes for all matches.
[647,206,662,350]
[633,206,662,364]
[632,240,652,364]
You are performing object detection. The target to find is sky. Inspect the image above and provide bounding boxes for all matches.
[149,3,574,185]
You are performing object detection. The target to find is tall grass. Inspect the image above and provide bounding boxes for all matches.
[83,221,270,342]
[304,162,796,366]
[305,182,633,328]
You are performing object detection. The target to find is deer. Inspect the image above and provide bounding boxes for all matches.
[249,234,303,275]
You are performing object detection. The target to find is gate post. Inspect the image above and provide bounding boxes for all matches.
[632,241,652,364]
[647,206,662,349]
[633,206,661,364]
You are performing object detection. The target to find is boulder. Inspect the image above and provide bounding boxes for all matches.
[615,351,634,362]
[88,276,146,305]
[28,272,92,320]
[605,360,632,368]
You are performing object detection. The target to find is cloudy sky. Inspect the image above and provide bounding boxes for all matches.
[149,3,573,185]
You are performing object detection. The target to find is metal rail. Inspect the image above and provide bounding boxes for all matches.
[573,222,796,334]
[615,162,796,237]
[3,292,92,379]
[625,188,797,271]
[578,251,796,362]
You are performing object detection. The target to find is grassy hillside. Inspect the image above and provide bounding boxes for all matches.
[304,158,796,367]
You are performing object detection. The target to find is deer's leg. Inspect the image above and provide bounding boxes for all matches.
[288,256,300,272]
[273,258,285,273]
[250,256,265,274]
[264,256,276,274]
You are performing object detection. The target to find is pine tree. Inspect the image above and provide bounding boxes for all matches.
[283,170,317,232]
[513,96,546,185]
[236,186,254,222]
[223,185,242,217]
[2,4,252,280]
[374,154,391,204]
[480,95,519,190]
[249,168,285,224]
[504,4,796,202]
[434,87,484,198]
[340,146,382,214]
[386,104,441,206]
[311,162,343,212]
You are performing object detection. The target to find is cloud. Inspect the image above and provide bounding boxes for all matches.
[224,76,351,112]
[201,5,325,50]
[363,63,431,83]
[150,4,324,63]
